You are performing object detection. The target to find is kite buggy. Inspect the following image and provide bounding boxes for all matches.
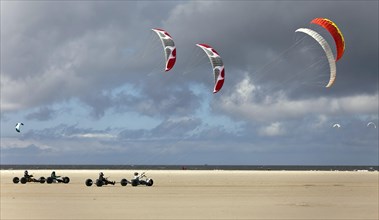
[46,171,70,184]
[13,170,46,184]
[84,172,154,187]
[85,172,128,187]
[131,172,154,187]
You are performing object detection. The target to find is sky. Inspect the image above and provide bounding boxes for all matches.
[1,1,378,165]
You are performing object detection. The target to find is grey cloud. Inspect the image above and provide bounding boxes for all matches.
[117,129,148,140]
[215,74,378,123]
[1,1,378,165]
[21,124,113,141]
[74,81,202,119]
[2,116,377,165]
[128,83,201,118]
[3,1,377,115]
[2,1,176,79]
[25,107,57,121]
[1,144,46,154]
[0,144,54,164]
[118,117,202,140]
[1,1,181,113]
[165,1,378,98]
[151,117,202,138]
[80,92,113,119]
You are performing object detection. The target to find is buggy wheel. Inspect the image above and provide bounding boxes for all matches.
[120,179,128,186]
[63,177,70,184]
[96,179,103,187]
[85,179,93,186]
[47,177,53,184]
[131,179,139,186]
[13,177,20,184]
[20,177,27,184]
[147,179,154,186]
[40,177,45,184]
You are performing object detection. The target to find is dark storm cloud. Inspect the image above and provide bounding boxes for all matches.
[2,1,177,79]
[1,1,182,113]
[165,1,378,97]
[2,1,377,114]
[1,1,378,165]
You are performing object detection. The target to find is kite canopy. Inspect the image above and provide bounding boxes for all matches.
[196,44,225,93]
[367,122,377,128]
[15,122,24,133]
[311,18,345,61]
[295,28,336,88]
[333,123,341,128]
[151,28,176,72]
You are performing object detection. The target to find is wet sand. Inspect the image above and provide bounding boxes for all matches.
[1,170,378,219]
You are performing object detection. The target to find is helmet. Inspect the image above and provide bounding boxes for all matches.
[52,171,55,175]
[134,172,139,176]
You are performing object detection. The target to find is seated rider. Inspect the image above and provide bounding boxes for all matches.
[133,172,146,184]
[98,172,115,185]
[24,170,33,180]
[51,171,62,182]
[133,172,140,181]
[98,172,105,181]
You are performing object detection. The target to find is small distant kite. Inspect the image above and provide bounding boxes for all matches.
[151,28,176,72]
[15,123,24,133]
[332,123,341,128]
[367,122,377,129]
[196,44,225,93]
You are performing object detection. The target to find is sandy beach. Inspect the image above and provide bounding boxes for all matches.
[1,170,378,219]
